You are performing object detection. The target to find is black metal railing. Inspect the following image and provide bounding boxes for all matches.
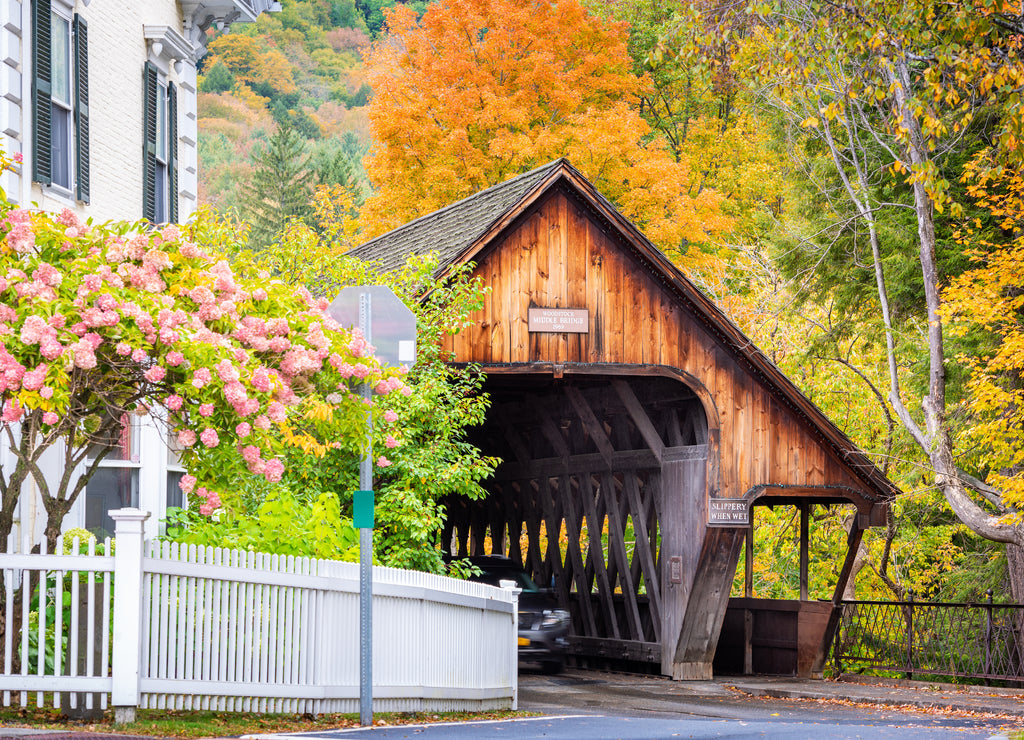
[832,592,1024,684]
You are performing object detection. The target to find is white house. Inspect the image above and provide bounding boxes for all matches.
[0,0,279,545]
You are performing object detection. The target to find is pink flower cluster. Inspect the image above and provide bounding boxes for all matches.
[348,329,370,358]
[2,398,23,422]
[0,346,25,393]
[375,376,407,395]
[19,315,63,360]
[22,363,46,391]
[4,208,35,253]
[193,486,222,517]
[240,444,285,482]
[70,333,102,370]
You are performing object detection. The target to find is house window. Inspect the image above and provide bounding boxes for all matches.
[165,434,186,512]
[31,0,89,201]
[85,414,141,539]
[49,11,71,189]
[143,62,177,223]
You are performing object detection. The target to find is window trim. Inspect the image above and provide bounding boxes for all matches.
[85,413,142,468]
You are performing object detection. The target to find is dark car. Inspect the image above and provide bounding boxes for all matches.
[465,556,570,674]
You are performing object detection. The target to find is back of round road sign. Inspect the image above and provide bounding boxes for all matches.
[327,285,417,369]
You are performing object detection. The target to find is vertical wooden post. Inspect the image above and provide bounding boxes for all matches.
[743,608,753,676]
[660,451,708,676]
[744,522,753,598]
[743,520,754,675]
[110,508,150,725]
[799,503,809,601]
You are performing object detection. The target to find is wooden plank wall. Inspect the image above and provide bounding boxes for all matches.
[443,190,870,503]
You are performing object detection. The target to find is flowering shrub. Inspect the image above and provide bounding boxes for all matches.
[0,151,406,548]
[167,218,499,573]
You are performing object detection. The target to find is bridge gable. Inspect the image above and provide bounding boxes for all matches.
[442,183,888,509]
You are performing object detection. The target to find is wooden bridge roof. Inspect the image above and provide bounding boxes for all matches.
[349,160,564,273]
[350,159,899,505]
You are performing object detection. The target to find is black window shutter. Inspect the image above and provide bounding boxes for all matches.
[31,0,52,185]
[168,82,178,223]
[142,61,158,222]
[73,14,89,203]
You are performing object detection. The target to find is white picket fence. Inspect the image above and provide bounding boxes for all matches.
[0,509,518,718]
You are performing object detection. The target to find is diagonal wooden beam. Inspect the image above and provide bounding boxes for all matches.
[624,470,662,641]
[566,386,616,462]
[667,408,685,447]
[602,472,645,641]
[534,397,572,459]
[580,473,621,639]
[613,380,665,462]
[495,407,533,464]
[550,474,598,637]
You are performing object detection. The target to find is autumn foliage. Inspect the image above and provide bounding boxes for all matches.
[360,0,731,272]
[945,161,1024,512]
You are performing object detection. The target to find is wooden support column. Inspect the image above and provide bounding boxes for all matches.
[812,519,865,676]
[743,522,754,675]
[744,522,754,598]
[660,447,708,676]
[671,527,744,680]
[799,503,810,601]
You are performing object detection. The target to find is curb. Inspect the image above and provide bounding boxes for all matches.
[0,735,161,740]
[726,683,1024,718]
[835,673,1024,696]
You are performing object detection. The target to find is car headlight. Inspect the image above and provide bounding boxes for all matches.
[541,608,570,627]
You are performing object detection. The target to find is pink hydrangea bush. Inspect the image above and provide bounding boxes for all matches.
[0,171,407,541]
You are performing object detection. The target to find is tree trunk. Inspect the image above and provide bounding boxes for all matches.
[42,498,73,554]
[842,512,869,601]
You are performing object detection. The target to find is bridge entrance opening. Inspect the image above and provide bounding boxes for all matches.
[443,371,709,673]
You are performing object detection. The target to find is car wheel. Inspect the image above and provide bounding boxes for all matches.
[541,660,563,675]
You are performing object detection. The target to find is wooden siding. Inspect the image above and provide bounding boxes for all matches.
[443,189,874,504]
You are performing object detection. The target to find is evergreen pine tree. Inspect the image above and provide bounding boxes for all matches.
[240,123,313,248]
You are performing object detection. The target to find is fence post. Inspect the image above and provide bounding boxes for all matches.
[905,590,914,680]
[832,603,844,676]
[502,582,521,711]
[984,589,993,686]
[110,508,150,725]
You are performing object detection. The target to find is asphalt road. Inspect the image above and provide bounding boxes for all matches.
[243,669,1024,740]
[245,715,1016,739]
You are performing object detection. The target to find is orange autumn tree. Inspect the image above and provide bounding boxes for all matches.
[361,0,731,276]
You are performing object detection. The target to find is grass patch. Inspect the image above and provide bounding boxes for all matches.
[0,706,534,737]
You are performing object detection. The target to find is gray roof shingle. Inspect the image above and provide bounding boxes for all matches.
[347,159,565,273]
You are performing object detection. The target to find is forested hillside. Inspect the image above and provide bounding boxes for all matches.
[196,0,424,218]
[196,0,1024,603]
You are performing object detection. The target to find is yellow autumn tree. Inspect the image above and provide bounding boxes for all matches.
[361,0,731,275]
[945,160,1024,513]
[206,34,297,95]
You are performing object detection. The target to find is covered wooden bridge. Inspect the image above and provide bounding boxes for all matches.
[350,160,897,680]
